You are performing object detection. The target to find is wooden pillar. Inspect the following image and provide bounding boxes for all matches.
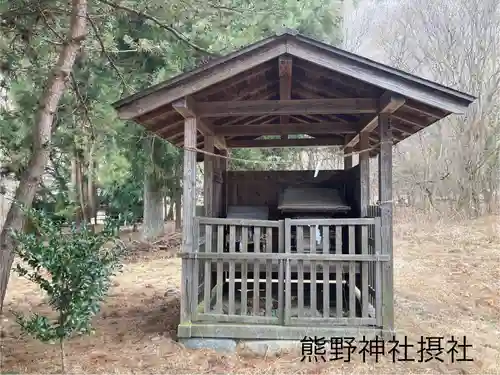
[220,149,228,217]
[344,138,353,169]
[204,136,214,217]
[378,113,394,337]
[181,116,197,324]
[359,132,370,217]
[212,151,221,218]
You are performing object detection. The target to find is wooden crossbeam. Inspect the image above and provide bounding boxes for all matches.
[196,98,379,117]
[226,136,344,148]
[345,92,405,148]
[172,96,227,149]
[215,122,358,136]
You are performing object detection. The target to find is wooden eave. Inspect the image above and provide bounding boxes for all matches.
[112,32,476,161]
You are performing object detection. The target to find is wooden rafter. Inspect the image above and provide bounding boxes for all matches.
[196,98,379,117]
[345,92,406,148]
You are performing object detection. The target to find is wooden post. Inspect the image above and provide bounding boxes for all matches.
[204,136,215,217]
[181,116,197,325]
[212,151,221,218]
[220,149,228,217]
[344,138,353,169]
[378,113,394,337]
[359,132,370,217]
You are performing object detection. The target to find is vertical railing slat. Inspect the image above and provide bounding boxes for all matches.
[278,220,285,324]
[361,225,369,318]
[228,225,236,315]
[297,225,304,317]
[191,218,200,317]
[215,224,224,314]
[284,219,292,325]
[203,224,212,313]
[253,226,261,315]
[309,225,317,317]
[348,225,356,318]
[375,218,383,326]
[265,227,273,317]
[322,225,330,318]
[335,226,343,318]
[241,226,248,315]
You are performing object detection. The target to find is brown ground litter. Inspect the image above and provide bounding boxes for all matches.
[1,213,499,374]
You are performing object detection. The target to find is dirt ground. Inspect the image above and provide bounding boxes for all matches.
[1,212,499,374]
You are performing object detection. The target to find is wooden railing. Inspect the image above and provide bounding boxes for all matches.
[190,217,284,325]
[283,218,384,327]
[181,216,387,328]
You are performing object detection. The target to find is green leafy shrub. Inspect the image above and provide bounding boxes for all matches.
[11,209,126,373]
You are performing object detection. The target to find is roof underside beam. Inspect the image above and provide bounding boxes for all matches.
[196,98,379,117]
[172,96,227,150]
[345,92,406,149]
[226,136,344,148]
[214,121,359,137]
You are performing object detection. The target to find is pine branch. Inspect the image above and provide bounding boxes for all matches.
[87,14,133,94]
[97,0,217,56]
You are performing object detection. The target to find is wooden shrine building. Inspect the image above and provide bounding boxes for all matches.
[113,32,475,340]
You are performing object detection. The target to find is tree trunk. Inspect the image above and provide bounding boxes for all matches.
[166,194,174,220]
[142,172,164,241]
[0,0,87,310]
[70,155,80,225]
[86,145,95,229]
[76,155,88,224]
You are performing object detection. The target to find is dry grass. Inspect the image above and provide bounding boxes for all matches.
[1,214,499,374]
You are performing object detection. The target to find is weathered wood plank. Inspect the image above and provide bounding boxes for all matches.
[215,122,358,136]
[265,227,273,317]
[196,98,379,117]
[297,225,304,317]
[203,225,212,313]
[228,225,236,315]
[322,226,330,318]
[182,252,389,262]
[309,225,317,317]
[335,226,343,318]
[241,226,248,315]
[284,219,292,325]
[191,219,200,317]
[359,132,370,217]
[278,220,285,324]
[226,137,344,148]
[215,225,224,314]
[253,226,261,315]
[361,225,369,318]
[116,42,287,119]
[345,93,405,148]
[375,217,383,327]
[178,323,381,340]
[290,218,376,226]
[349,226,356,318]
[290,317,376,326]
[379,113,394,335]
[197,217,281,227]
[180,116,197,323]
[196,314,278,325]
[204,136,215,217]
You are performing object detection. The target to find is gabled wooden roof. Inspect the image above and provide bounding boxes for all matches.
[113,31,476,158]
